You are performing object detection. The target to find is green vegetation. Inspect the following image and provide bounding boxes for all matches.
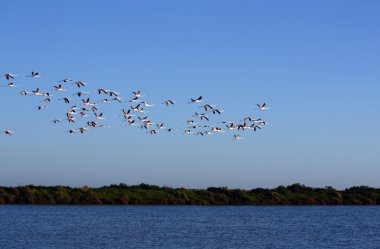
[0,183,379,205]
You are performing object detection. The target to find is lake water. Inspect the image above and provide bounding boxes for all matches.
[0,206,379,248]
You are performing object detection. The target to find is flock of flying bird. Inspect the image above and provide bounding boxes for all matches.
[1,71,271,140]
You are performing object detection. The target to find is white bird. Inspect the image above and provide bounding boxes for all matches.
[226,124,239,130]
[211,109,223,115]
[195,132,205,136]
[257,103,271,110]
[41,92,52,97]
[156,123,166,129]
[26,71,41,78]
[53,84,66,91]
[32,88,42,96]
[109,90,119,97]
[112,97,123,103]
[141,120,154,128]
[67,109,76,115]
[37,105,47,110]
[193,112,209,121]
[138,116,150,122]
[127,120,137,126]
[131,104,147,113]
[258,121,267,126]
[163,99,175,106]
[211,127,224,133]
[100,98,111,103]
[147,129,158,135]
[238,123,250,130]
[78,127,88,134]
[218,121,234,124]
[233,134,244,140]
[250,125,262,132]
[132,91,144,98]
[19,90,31,95]
[3,130,13,135]
[94,112,105,119]
[59,97,71,104]
[69,105,78,112]
[98,88,110,95]
[141,101,154,107]
[87,121,98,127]
[3,73,16,80]
[189,96,203,104]
[122,109,135,119]
[73,91,89,97]
[199,104,215,111]
[82,98,97,106]
[131,104,142,112]
[52,119,63,124]
[242,117,262,123]
[73,81,87,88]
[37,105,48,110]
[129,97,140,103]
[59,78,74,83]
[66,113,76,123]
[2,82,17,88]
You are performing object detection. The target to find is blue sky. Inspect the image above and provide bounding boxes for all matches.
[1,0,379,189]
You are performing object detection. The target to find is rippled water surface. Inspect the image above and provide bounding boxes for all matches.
[0,206,379,248]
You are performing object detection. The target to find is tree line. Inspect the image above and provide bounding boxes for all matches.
[0,183,379,205]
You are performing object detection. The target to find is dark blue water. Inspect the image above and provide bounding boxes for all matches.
[0,206,379,249]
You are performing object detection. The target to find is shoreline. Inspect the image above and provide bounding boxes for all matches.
[1,183,379,205]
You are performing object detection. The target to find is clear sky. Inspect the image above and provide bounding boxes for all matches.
[1,0,379,189]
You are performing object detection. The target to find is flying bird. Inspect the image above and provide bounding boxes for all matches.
[233,134,244,140]
[73,81,87,88]
[53,84,66,91]
[59,97,71,104]
[257,103,271,110]
[37,105,48,110]
[2,69,270,141]
[3,73,16,80]
[132,91,144,98]
[163,100,175,106]
[98,88,109,95]
[73,91,89,97]
[2,82,17,88]
[59,78,74,83]
[52,119,63,124]
[26,71,41,78]
[200,104,215,111]
[189,96,203,104]
[211,109,223,115]
[3,130,14,135]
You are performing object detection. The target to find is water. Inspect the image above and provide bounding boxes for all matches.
[0,206,379,249]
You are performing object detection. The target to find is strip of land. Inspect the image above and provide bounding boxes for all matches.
[0,183,379,205]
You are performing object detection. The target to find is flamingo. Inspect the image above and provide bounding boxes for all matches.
[3,73,16,80]
[257,103,271,110]
[26,71,41,78]
[3,130,14,135]
[163,100,175,106]
[189,96,203,104]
